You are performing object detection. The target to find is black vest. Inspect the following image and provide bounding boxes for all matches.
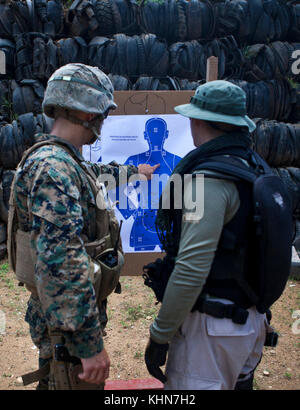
[193,151,260,309]
[202,179,256,309]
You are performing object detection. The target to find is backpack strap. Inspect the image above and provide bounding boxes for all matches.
[192,150,269,184]
[194,158,256,183]
[17,139,82,169]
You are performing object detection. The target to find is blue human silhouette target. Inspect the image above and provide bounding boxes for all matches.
[117,117,182,251]
[82,113,194,253]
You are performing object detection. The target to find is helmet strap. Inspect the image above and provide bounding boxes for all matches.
[53,108,104,137]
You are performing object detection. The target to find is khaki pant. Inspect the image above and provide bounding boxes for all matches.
[164,300,267,390]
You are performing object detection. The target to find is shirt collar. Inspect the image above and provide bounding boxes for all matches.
[34,133,84,162]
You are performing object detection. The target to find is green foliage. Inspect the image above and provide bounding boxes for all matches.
[242,46,251,59]
[0,263,9,276]
[287,78,299,89]
[134,350,143,359]
[0,263,15,289]
[136,0,165,4]
[61,0,74,8]
[126,304,144,321]
[0,96,18,122]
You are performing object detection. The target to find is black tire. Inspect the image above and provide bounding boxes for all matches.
[144,34,169,77]
[0,243,7,260]
[288,3,300,42]
[108,74,131,90]
[176,0,187,42]
[12,80,44,116]
[56,37,88,67]
[0,222,6,244]
[110,0,122,34]
[88,36,111,72]
[0,169,15,223]
[0,80,12,122]
[94,0,115,35]
[0,124,15,169]
[170,40,204,80]
[252,120,300,168]
[0,4,13,38]
[0,113,37,170]
[115,34,128,76]
[47,0,64,37]
[0,188,7,223]
[15,33,53,83]
[2,170,15,208]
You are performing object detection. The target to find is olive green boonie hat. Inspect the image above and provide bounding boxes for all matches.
[175,80,256,132]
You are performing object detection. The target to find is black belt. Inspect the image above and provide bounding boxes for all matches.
[195,298,249,325]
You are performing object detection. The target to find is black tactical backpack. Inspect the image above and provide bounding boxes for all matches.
[193,149,293,313]
[144,149,293,314]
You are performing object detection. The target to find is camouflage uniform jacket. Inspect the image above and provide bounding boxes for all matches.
[14,133,137,359]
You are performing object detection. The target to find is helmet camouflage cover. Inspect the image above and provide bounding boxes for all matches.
[42,63,117,118]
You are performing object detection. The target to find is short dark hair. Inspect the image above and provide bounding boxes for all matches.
[207,121,248,133]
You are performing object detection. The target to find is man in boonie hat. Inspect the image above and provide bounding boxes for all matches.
[145,80,270,390]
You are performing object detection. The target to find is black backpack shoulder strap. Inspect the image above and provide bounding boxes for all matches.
[192,149,270,184]
[193,156,256,183]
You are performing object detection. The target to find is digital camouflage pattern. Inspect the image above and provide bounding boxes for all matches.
[42,63,117,118]
[14,133,138,360]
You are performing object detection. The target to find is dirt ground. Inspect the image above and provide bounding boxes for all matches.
[0,257,299,390]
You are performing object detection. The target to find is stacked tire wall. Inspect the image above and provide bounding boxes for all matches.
[0,0,300,259]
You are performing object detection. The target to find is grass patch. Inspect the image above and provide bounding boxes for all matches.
[124,301,159,323]
[284,372,292,380]
[0,263,9,277]
[126,304,144,322]
[134,350,143,359]
[0,263,15,290]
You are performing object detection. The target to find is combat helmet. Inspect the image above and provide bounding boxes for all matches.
[42,63,117,135]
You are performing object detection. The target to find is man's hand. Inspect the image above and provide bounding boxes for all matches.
[78,348,110,385]
[138,163,160,180]
[144,338,168,384]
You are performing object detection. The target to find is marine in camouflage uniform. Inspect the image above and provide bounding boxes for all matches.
[16,133,138,368]
[10,64,158,389]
